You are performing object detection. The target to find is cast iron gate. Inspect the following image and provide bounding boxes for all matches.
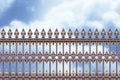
[0,28,120,80]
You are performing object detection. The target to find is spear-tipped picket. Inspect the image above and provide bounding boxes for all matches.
[94,29,99,38]
[54,29,59,38]
[88,29,92,38]
[28,29,32,38]
[67,29,72,38]
[21,29,26,38]
[101,29,106,38]
[74,29,79,38]
[81,29,85,38]
[14,29,19,38]
[114,29,119,38]
[0,28,119,38]
[41,29,46,38]
[8,29,12,38]
[61,29,66,38]
[48,29,52,38]
[108,29,112,38]
[1,29,6,38]
[34,29,39,38]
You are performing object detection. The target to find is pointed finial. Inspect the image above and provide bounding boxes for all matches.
[88,29,92,38]
[81,29,85,38]
[48,29,52,38]
[101,29,106,38]
[114,29,119,38]
[14,29,19,38]
[8,29,12,38]
[41,29,46,38]
[67,29,72,38]
[54,28,59,38]
[21,29,26,38]
[34,29,39,38]
[28,29,32,38]
[94,29,99,38]
[74,29,79,38]
[108,29,112,38]
[61,29,66,38]
[1,28,6,38]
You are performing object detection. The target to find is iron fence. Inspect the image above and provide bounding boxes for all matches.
[0,28,120,80]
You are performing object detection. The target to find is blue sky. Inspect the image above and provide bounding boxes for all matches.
[0,0,120,32]
[0,0,61,26]
[0,0,120,74]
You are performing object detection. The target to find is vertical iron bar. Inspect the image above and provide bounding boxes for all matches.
[69,42,71,78]
[62,42,64,80]
[89,42,91,79]
[96,42,98,80]
[29,42,31,79]
[42,42,44,80]
[116,42,118,80]
[56,42,58,79]
[16,42,18,80]
[102,42,104,80]
[49,42,51,79]
[9,42,11,80]
[109,42,111,79]
[76,42,78,80]
[2,42,4,78]
[22,42,24,79]
[16,42,18,76]
[36,42,38,78]
[82,42,84,80]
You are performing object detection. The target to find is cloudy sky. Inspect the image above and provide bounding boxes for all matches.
[0,0,120,32]
[0,0,120,74]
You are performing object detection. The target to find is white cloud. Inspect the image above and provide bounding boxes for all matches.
[2,0,120,33]
[42,0,120,29]
[0,0,15,16]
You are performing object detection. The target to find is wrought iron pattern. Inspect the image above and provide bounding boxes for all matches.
[0,28,120,80]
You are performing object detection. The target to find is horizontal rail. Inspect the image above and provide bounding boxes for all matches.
[0,74,120,78]
[0,53,119,62]
[0,38,119,42]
